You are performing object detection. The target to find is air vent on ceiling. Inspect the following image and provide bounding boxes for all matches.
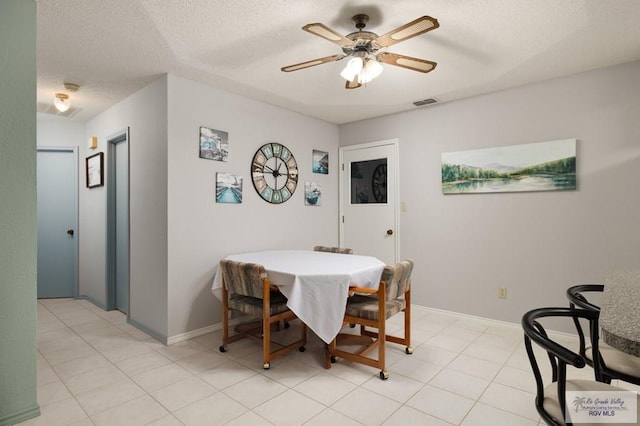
[37,102,81,118]
[413,97,439,107]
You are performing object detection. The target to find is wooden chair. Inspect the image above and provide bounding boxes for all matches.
[313,245,354,254]
[218,259,306,369]
[522,307,640,425]
[327,259,413,380]
[567,284,640,385]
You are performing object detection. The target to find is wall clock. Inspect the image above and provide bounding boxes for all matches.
[372,163,387,203]
[251,143,298,204]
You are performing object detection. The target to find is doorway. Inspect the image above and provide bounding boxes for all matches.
[36,147,78,298]
[339,139,399,264]
[106,130,130,314]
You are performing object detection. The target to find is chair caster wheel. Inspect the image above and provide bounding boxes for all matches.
[379,370,389,380]
[263,362,270,370]
[299,346,306,352]
[219,345,227,353]
[405,346,413,354]
[349,323,356,328]
[330,356,337,364]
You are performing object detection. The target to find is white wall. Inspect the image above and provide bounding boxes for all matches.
[65,73,339,341]
[166,75,339,337]
[83,76,169,339]
[37,116,85,148]
[339,60,640,328]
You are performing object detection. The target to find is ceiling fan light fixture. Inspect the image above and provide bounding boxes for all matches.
[360,58,383,83]
[282,14,438,90]
[54,93,70,112]
[340,57,364,81]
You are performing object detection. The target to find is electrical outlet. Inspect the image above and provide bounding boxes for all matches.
[498,287,508,299]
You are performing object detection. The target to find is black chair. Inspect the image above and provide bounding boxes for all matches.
[567,284,640,386]
[522,307,639,425]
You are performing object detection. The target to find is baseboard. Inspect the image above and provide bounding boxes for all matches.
[167,317,247,346]
[165,305,578,346]
[0,404,40,426]
[75,294,107,311]
[415,305,578,340]
[415,305,522,329]
[127,318,168,345]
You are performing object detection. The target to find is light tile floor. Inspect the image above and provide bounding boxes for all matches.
[17,298,640,426]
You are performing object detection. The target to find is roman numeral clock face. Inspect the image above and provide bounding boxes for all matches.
[251,143,298,204]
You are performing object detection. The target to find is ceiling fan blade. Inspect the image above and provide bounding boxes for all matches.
[281,54,345,72]
[302,23,355,48]
[345,77,362,90]
[377,52,437,73]
[374,16,439,48]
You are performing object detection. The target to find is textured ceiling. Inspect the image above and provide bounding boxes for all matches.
[36,0,640,124]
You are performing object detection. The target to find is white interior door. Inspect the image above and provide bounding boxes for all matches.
[339,140,398,264]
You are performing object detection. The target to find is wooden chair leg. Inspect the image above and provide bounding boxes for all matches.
[219,284,229,352]
[404,290,412,353]
[325,340,337,369]
[377,289,388,379]
[263,288,271,369]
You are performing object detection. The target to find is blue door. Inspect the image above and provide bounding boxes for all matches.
[37,148,78,298]
[106,131,130,314]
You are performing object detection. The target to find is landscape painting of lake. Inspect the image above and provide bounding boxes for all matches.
[441,139,576,194]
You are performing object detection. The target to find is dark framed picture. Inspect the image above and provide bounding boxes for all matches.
[86,152,104,188]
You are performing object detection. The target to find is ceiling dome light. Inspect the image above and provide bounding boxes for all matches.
[54,93,70,112]
[340,57,364,81]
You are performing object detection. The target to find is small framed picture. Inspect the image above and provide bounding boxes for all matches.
[312,150,328,174]
[200,126,229,161]
[86,152,104,188]
[216,173,243,204]
[304,182,321,206]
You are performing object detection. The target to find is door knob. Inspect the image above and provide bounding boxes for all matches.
[67,229,74,236]
[386,229,393,235]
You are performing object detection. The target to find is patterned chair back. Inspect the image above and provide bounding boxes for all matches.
[380,259,414,301]
[313,246,354,254]
[219,259,268,299]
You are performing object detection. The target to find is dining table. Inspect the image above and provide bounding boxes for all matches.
[600,270,640,357]
[211,249,386,344]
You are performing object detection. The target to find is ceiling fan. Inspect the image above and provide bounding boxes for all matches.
[281,14,440,89]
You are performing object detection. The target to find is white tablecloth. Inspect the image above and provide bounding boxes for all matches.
[212,250,385,343]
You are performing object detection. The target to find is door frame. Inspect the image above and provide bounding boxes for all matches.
[105,128,130,313]
[339,138,400,262]
[37,146,79,298]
